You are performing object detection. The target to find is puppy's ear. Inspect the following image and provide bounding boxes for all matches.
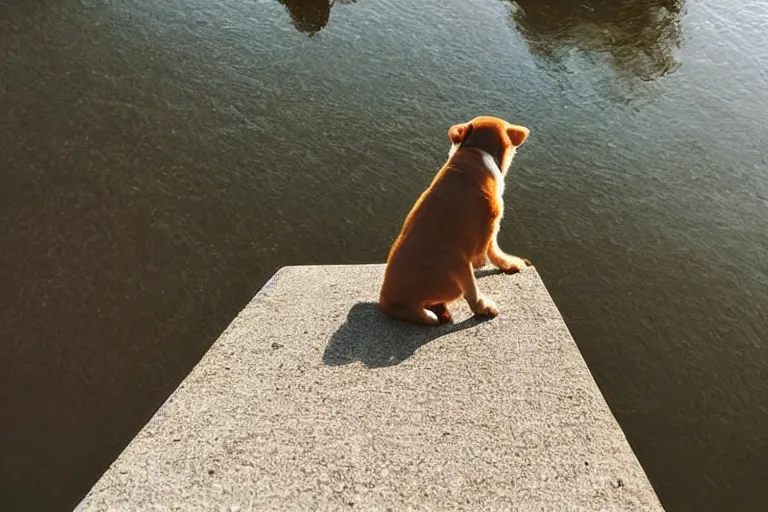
[507,125,530,147]
[449,122,473,145]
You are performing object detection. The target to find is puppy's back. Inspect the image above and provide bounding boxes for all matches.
[380,150,500,307]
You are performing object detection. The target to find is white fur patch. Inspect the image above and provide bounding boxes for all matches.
[447,145,515,200]
[424,309,439,323]
[478,150,506,198]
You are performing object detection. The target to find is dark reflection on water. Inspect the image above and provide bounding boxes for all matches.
[276,0,357,35]
[512,0,683,79]
[277,0,331,35]
[510,0,684,102]
[1,0,767,510]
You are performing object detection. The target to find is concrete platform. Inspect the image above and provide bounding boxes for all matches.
[76,264,662,511]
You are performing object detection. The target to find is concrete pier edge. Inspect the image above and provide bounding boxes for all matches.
[76,264,663,511]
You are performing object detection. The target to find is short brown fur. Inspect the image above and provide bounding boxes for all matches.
[379,116,530,325]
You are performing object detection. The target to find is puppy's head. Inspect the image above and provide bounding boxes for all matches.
[448,116,529,174]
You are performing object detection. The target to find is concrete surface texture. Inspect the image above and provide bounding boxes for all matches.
[76,264,663,511]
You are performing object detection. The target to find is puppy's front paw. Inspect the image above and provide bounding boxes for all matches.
[471,296,499,318]
[498,256,529,274]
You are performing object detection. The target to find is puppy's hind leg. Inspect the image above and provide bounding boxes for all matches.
[426,302,453,324]
[378,302,441,326]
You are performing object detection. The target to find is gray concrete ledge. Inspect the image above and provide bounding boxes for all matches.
[76,264,662,511]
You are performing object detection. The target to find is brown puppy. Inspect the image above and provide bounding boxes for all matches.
[379,116,530,325]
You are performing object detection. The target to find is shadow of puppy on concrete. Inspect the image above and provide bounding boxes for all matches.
[323,269,503,369]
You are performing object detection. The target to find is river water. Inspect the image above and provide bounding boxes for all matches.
[1,0,766,510]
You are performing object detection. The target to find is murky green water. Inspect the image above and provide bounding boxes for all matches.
[1,0,767,510]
